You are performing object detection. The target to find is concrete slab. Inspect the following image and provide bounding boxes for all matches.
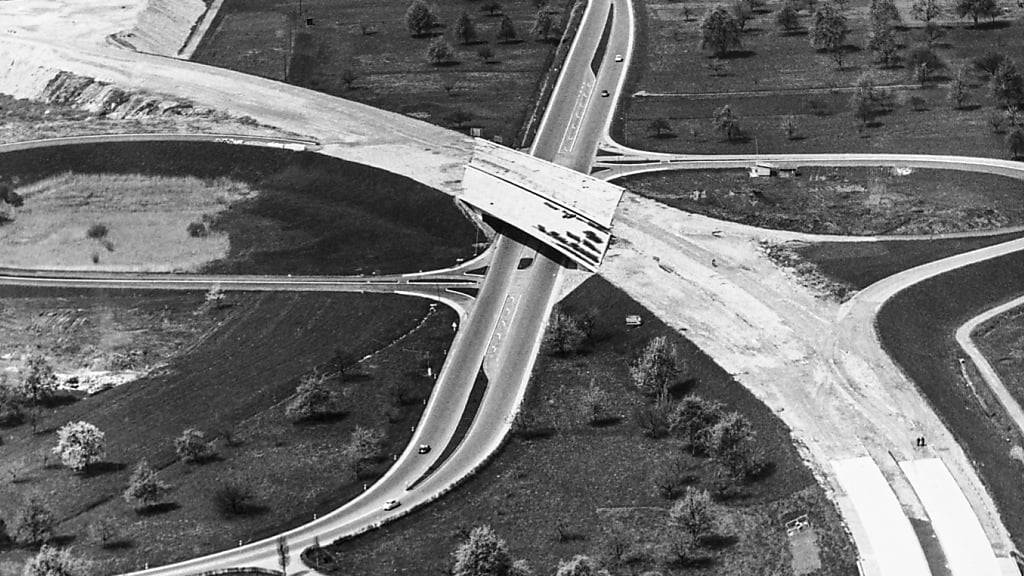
[832,457,930,576]
[900,458,1002,576]
[471,139,623,228]
[462,165,612,271]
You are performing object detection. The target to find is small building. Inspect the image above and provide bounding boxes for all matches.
[749,162,775,177]
[625,314,643,327]
[470,127,483,137]
[778,166,799,178]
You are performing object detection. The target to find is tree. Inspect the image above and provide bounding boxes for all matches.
[52,421,105,472]
[851,73,888,126]
[427,36,456,65]
[653,455,692,499]
[405,0,435,36]
[531,9,554,40]
[11,498,54,546]
[22,546,90,576]
[731,0,753,31]
[782,115,798,139]
[947,65,971,109]
[497,15,518,42]
[809,3,848,68]
[776,3,801,32]
[542,309,588,356]
[578,379,614,426]
[669,487,716,539]
[634,400,671,438]
[554,555,610,576]
[17,355,56,408]
[1008,126,1024,159]
[343,425,385,463]
[630,336,681,398]
[0,382,24,427]
[712,104,742,141]
[285,373,340,422]
[955,0,998,24]
[974,51,1008,76]
[482,0,503,15]
[477,45,495,63]
[87,516,121,548]
[214,480,257,516]
[175,428,216,463]
[991,60,1024,108]
[699,6,742,57]
[123,459,171,510]
[455,12,478,44]
[869,0,902,26]
[510,560,534,576]
[905,45,944,80]
[910,0,943,22]
[867,21,899,68]
[452,525,513,576]
[669,395,724,454]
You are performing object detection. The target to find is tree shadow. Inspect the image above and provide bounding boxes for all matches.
[101,539,134,550]
[431,61,462,68]
[82,461,127,477]
[498,38,524,44]
[49,534,76,547]
[137,502,180,516]
[700,533,739,550]
[974,20,1011,30]
[787,135,808,142]
[293,411,348,425]
[781,28,808,36]
[590,414,624,427]
[721,49,756,59]
[650,133,679,140]
[41,393,80,408]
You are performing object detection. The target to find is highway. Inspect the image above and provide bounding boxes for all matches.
[103,0,627,571]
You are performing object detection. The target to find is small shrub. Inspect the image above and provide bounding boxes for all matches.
[22,545,90,576]
[343,426,385,463]
[670,487,716,539]
[669,396,724,455]
[427,36,456,65]
[88,516,121,548]
[11,497,54,546]
[578,379,616,426]
[123,459,172,511]
[543,308,589,356]
[85,223,108,240]
[634,402,671,438]
[630,336,682,398]
[285,373,342,422]
[186,221,209,238]
[974,51,1008,76]
[174,428,216,463]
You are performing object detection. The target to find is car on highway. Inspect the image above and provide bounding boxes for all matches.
[383,499,401,511]
[614,54,623,62]
[418,444,431,454]
[600,90,609,97]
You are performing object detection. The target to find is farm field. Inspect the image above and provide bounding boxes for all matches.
[0,288,455,574]
[617,0,1024,159]
[323,277,857,576]
[623,167,1024,235]
[0,141,477,274]
[877,249,1024,552]
[193,0,580,146]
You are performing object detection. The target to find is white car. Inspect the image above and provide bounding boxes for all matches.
[383,499,400,511]
[614,54,623,62]
[600,90,609,97]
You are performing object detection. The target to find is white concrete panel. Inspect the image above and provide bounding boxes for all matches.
[900,458,1002,576]
[832,457,930,576]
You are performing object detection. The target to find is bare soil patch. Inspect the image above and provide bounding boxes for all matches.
[0,289,456,573]
[323,276,857,576]
[0,141,477,275]
[619,0,1024,158]
[624,167,1024,235]
[193,0,575,145]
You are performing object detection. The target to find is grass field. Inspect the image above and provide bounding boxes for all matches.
[0,141,477,275]
[324,277,857,576]
[618,0,1024,158]
[0,173,251,271]
[974,306,1024,431]
[624,167,1024,235]
[194,0,577,146]
[877,250,1024,552]
[0,288,455,573]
